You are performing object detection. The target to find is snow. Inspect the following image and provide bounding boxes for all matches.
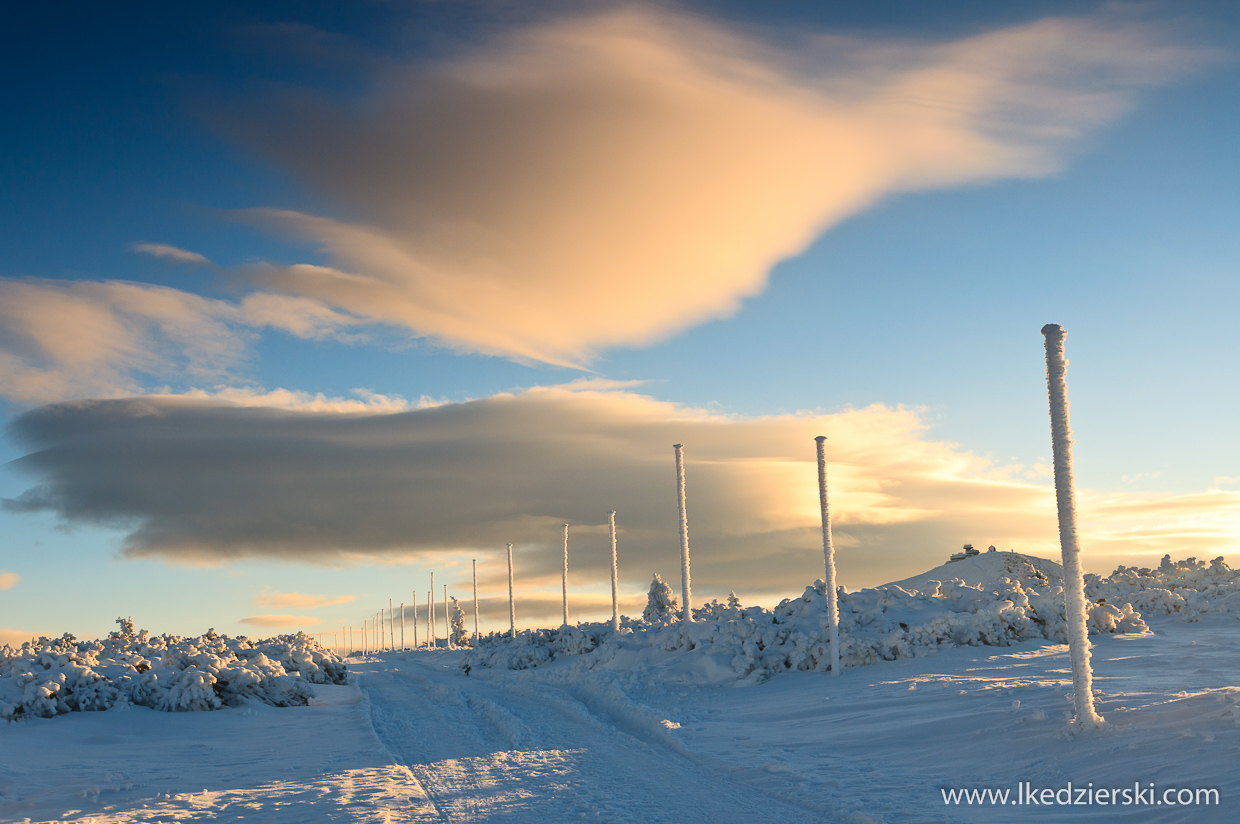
[0,619,345,721]
[461,552,1151,683]
[5,555,1240,822]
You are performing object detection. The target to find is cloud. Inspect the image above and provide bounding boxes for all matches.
[0,628,35,646]
[0,571,18,590]
[254,590,355,608]
[7,385,1238,595]
[0,279,366,404]
[131,243,211,266]
[216,8,1210,365]
[239,614,322,628]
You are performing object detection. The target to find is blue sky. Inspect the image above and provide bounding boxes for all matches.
[2,1,1238,643]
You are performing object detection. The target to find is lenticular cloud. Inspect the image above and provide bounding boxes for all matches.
[221,8,1206,365]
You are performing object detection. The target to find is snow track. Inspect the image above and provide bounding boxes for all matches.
[355,653,823,824]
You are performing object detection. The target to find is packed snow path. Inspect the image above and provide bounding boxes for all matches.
[355,653,823,824]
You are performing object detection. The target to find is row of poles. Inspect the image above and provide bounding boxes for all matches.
[311,437,845,675]
[311,325,1096,725]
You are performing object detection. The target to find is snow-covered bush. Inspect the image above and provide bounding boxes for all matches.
[1086,555,1240,622]
[1,619,346,721]
[643,574,679,624]
[449,597,471,648]
[463,561,1160,682]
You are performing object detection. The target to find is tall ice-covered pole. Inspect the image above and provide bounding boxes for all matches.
[562,523,570,628]
[507,543,516,638]
[1042,323,1104,729]
[429,573,435,649]
[673,444,693,622]
[472,559,479,640]
[608,510,620,632]
[815,436,840,676]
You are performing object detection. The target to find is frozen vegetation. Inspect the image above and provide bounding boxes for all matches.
[0,618,346,721]
[462,553,1240,682]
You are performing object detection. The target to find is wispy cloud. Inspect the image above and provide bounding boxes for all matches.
[7,385,1237,591]
[239,614,322,628]
[254,590,355,608]
[130,243,212,266]
[0,279,367,404]
[216,8,1211,366]
[0,571,19,590]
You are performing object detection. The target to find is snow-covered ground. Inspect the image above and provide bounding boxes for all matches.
[4,556,1239,822]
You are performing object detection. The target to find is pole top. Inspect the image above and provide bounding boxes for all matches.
[673,443,683,449]
[1041,323,1066,338]
[815,435,827,442]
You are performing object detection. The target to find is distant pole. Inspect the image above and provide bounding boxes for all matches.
[472,559,479,640]
[425,592,431,648]
[815,436,841,677]
[412,591,418,649]
[609,510,620,632]
[430,573,436,649]
[507,543,516,638]
[562,523,570,629]
[673,444,693,622]
[400,603,405,650]
[1042,323,1104,729]
[389,599,395,651]
[444,584,451,649]
[362,620,367,655]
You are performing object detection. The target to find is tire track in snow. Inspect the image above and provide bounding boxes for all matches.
[355,655,824,824]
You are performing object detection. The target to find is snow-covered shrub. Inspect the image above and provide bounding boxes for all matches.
[643,574,680,624]
[449,597,471,648]
[463,564,1154,681]
[1086,555,1240,621]
[1,620,344,721]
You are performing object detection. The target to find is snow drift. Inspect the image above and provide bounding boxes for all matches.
[1,618,346,721]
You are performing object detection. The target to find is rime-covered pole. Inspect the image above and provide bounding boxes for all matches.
[389,599,395,651]
[412,591,418,649]
[608,510,620,632]
[425,591,430,647]
[472,559,479,639]
[507,543,516,638]
[444,584,451,649]
[429,573,436,649]
[673,444,692,622]
[815,436,841,676]
[1042,323,1104,729]
[400,603,405,650]
[562,523,570,628]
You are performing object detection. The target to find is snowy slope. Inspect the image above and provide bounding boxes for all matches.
[886,549,1063,592]
[4,621,1238,822]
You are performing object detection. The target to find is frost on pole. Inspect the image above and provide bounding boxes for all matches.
[507,542,516,639]
[1042,323,1104,729]
[562,523,571,628]
[472,559,479,640]
[673,444,693,622]
[815,436,841,677]
[412,591,418,649]
[444,584,451,649]
[429,573,436,649]
[609,510,620,632]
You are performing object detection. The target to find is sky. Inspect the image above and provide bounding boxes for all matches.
[2,0,1239,644]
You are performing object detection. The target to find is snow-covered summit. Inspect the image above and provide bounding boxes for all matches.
[886,549,1063,593]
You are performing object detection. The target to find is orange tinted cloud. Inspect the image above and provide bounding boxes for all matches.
[8,385,1237,592]
[0,279,364,404]
[239,614,322,628]
[254,590,356,609]
[222,9,1208,365]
